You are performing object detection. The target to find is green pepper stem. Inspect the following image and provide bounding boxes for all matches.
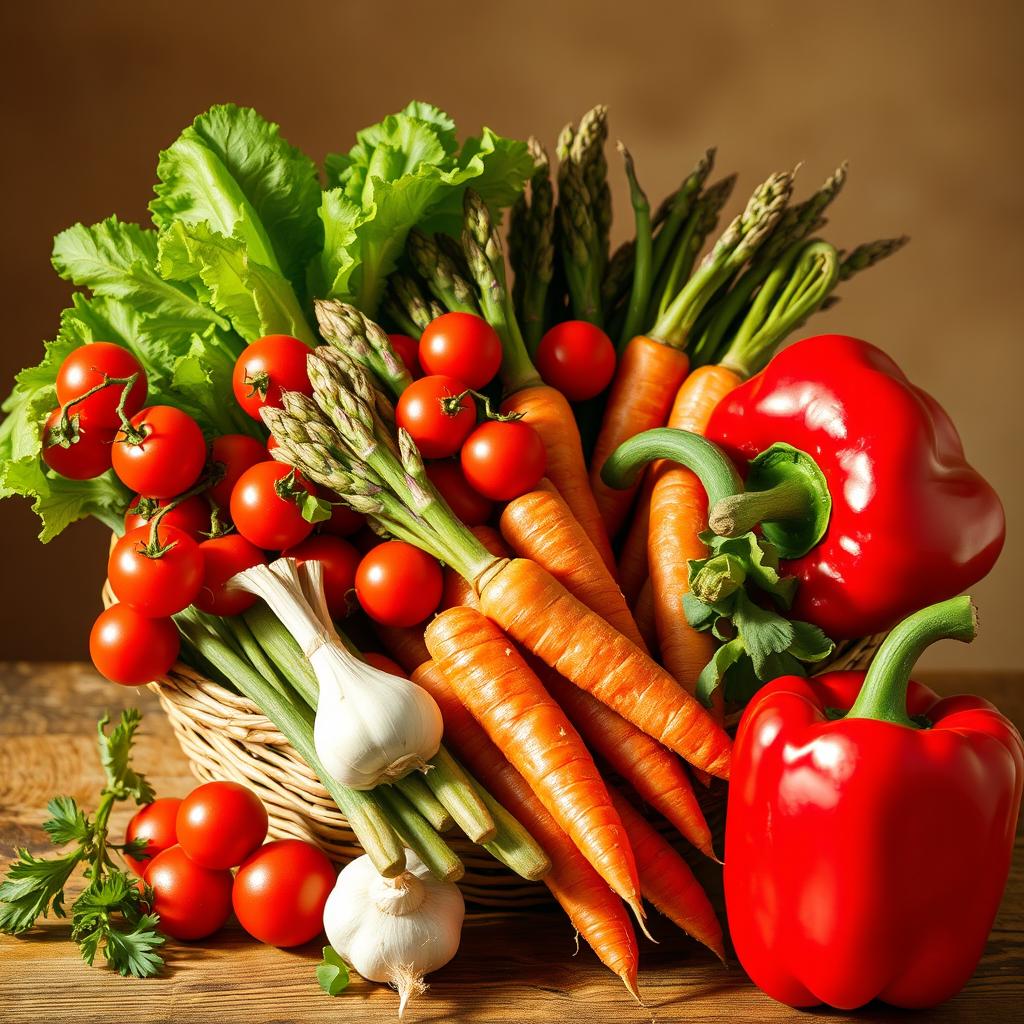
[600,427,743,507]
[709,477,812,537]
[846,596,978,728]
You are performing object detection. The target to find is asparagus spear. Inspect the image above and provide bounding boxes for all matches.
[556,120,602,325]
[618,142,653,347]
[383,273,445,337]
[406,229,480,315]
[649,148,716,287]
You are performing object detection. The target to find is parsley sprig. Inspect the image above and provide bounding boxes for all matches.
[0,709,166,977]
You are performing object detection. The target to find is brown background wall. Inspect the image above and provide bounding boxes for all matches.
[0,0,1019,668]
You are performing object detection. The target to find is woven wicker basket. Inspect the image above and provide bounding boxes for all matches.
[102,570,883,908]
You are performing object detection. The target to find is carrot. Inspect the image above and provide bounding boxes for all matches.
[384,627,641,996]
[476,557,732,779]
[499,484,647,651]
[610,791,725,960]
[500,385,617,576]
[588,335,690,538]
[440,525,711,854]
[647,365,743,700]
[539,665,713,857]
[424,606,645,921]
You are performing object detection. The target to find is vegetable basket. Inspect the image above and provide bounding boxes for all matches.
[104,572,883,909]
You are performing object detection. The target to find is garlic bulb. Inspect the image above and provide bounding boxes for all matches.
[233,558,443,790]
[323,849,465,1017]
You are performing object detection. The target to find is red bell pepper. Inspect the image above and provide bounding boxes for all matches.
[704,334,1005,639]
[725,596,1023,1009]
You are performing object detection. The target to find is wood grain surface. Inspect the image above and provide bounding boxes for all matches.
[0,664,1020,1023]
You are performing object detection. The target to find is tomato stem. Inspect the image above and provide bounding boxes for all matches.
[443,389,522,424]
[53,372,142,445]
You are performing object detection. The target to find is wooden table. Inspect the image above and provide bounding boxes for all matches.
[0,664,1020,1023]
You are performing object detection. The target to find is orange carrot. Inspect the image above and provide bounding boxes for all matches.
[424,606,644,920]
[477,557,732,778]
[439,527,711,854]
[441,525,504,611]
[589,335,690,538]
[500,385,617,576]
[648,365,742,703]
[381,626,641,995]
[499,485,647,651]
[610,791,725,960]
[539,665,713,857]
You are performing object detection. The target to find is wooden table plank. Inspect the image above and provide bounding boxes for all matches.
[0,664,1021,1023]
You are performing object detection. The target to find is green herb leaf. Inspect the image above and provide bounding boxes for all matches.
[0,848,83,934]
[42,797,92,846]
[297,492,334,524]
[317,947,351,996]
[97,710,154,804]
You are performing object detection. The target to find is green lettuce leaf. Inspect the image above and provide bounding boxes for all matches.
[150,104,322,294]
[158,220,316,344]
[319,103,532,315]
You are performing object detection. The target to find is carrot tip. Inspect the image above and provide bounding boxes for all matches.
[629,898,657,942]
[619,970,643,1003]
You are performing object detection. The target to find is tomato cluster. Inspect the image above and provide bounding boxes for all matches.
[126,781,335,947]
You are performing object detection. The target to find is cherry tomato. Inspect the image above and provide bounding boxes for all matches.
[42,407,116,480]
[282,535,359,618]
[355,541,442,627]
[232,840,335,947]
[461,420,546,501]
[388,333,421,378]
[230,462,315,550]
[175,781,268,870]
[124,494,210,540]
[536,321,616,401]
[395,374,476,459]
[108,525,204,617]
[89,605,179,686]
[362,652,407,676]
[318,500,364,538]
[419,312,502,389]
[55,342,147,426]
[232,335,312,421]
[124,797,182,877]
[146,845,233,941]
[193,534,267,616]
[111,406,207,499]
[209,434,268,509]
[425,460,494,526]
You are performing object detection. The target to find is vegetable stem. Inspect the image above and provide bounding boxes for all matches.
[617,144,653,350]
[374,785,465,883]
[423,747,496,843]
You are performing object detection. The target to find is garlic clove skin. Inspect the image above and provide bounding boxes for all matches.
[324,849,465,1018]
[313,646,443,791]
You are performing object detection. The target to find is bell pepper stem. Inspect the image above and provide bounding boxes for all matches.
[600,427,743,507]
[709,477,811,536]
[846,596,978,728]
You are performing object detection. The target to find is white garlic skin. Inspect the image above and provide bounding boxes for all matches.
[324,850,465,1014]
[313,645,443,790]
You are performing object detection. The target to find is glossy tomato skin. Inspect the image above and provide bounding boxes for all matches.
[318,500,364,538]
[282,535,360,618]
[232,840,335,947]
[355,541,443,627]
[55,342,147,425]
[42,407,116,480]
[192,534,267,616]
[425,460,494,526]
[230,462,314,550]
[387,333,421,378]
[124,797,182,876]
[111,406,207,498]
[176,781,268,870]
[146,845,233,941]
[460,420,546,501]
[232,335,312,421]
[536,321,616,401]
[395,374,476,458]
[108,525,204,617]
[209,434,268,509]
[124,494,210,540]
[362,652,407,676]
[419,312,502,389]
[89,606,179,686]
